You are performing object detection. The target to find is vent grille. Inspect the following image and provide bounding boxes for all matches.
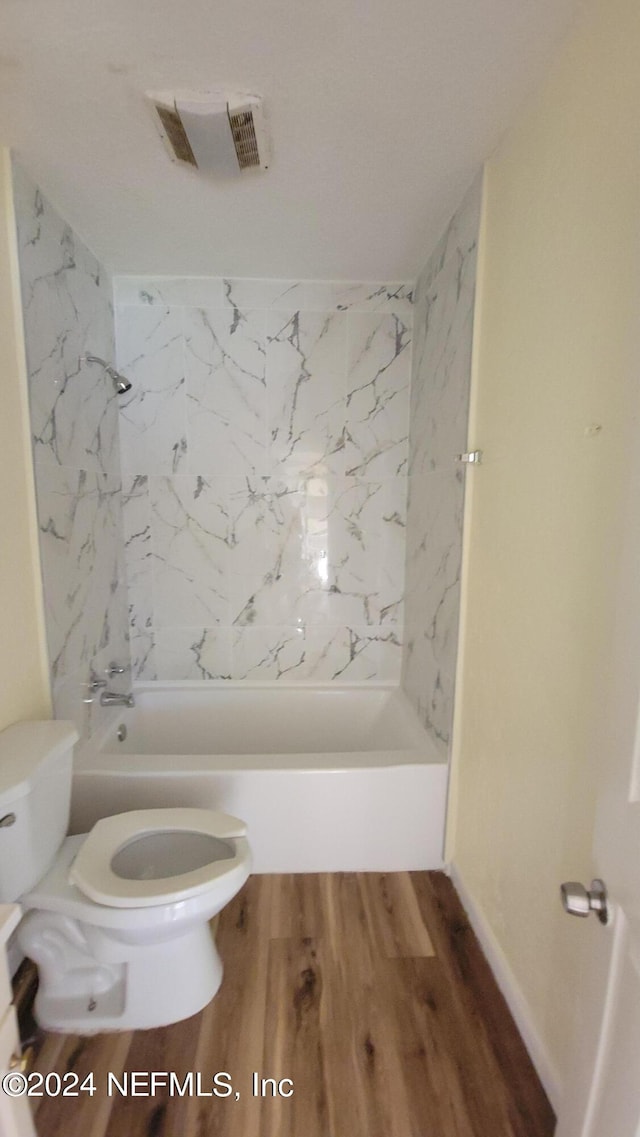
[155,104,197,167]
[228,108,260,169]
[150,91,268,173]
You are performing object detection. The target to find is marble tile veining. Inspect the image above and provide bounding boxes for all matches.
[401,176,481,748]
[149,475,229,628]
[231,624,402,682]
[223,278,306,312]
[14,166,119,478]
[409,244,477,477]
[344,312,411,479]
[117,279,413,682]
[185,307,267,476]
[14,162,131,734]
[266,309,347,477]
[154,627,233,681]
[117,306,187,476]
[114,276,225,309]
[114,275,414,316]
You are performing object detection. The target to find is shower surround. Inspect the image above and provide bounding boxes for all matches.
[13,153,480,733]
[12,164,131,736]
[402,179,482,751]
[114,277,413,682]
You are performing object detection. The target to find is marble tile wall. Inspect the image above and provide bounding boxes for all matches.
[12,163,131,736]
[113,278,413,681]
[402,178,482,752]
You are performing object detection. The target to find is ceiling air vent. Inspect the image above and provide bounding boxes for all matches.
[228,107,261,170]
[149,91,269,175]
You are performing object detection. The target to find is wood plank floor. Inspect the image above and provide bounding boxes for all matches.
[29,872,555,1137]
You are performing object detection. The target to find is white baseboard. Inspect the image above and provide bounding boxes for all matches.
[448,860,561,1113]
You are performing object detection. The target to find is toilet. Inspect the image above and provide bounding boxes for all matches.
[0,720,251,1033]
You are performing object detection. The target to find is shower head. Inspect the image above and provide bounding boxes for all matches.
[80,354,132,395]
[105,365,132,394]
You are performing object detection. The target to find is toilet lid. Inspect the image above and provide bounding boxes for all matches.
[69,807,248,908]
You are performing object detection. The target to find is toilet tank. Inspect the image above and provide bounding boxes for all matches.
[0,721,79,902]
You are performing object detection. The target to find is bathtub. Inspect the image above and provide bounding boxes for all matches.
[71,684,448,872]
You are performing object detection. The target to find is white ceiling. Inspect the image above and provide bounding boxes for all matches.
[0,0,581,279]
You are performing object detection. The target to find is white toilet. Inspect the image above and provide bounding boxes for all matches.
[0,720,251,1033]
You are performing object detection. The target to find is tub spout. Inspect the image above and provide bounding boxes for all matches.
[100,691,135,708]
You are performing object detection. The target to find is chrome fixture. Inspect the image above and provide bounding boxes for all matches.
[79,354,132,394]
[100,691,135,708]
[85,671,107,702]
[85,668,133,706]
[560,878,609,924]
[456,450,483,465]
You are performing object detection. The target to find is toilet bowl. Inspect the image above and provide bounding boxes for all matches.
[18,808,251,1033]
[0,722,251,1034]
[69,807,249,910]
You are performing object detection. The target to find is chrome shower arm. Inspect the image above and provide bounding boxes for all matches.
[79,353,132,394]
[79,353,108,368]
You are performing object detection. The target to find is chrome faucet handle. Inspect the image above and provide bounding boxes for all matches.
[106,662,128,677]
[87,671,107,692]
[100,691,135,708]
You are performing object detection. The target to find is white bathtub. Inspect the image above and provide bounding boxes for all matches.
[71,684,448,872]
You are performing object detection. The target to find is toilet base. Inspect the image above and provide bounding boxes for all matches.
[20,911,223,1033]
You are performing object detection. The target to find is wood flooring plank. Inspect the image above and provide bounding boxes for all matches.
[33,1029,132,1137]
[378,958,477,1137]
[183,875,269,1137]
[411,872,555,1137]
[321,954,411,1137]
[30,1029,67,1092]
[319,873,416,1137]
[260,936,328,1137]
[266,873,324,940]
[28,871,555,1137]
[103,1008,203,1137]
[389,955,518,1137]
[319,872,376,977]
[359,872,435,959]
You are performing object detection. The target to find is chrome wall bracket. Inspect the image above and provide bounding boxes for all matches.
[456,450,483,465]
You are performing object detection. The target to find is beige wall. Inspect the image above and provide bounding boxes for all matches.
[0,148,51,729]
[449,0,640,1096]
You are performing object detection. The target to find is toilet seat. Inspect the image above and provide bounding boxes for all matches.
[69,808,248,909]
